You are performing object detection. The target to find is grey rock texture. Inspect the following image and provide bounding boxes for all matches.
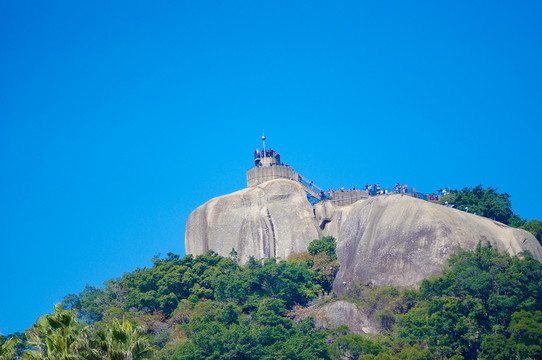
[185,179,321,263]
[297,300,376,334]
[185,179,542,290]
[323,195,542,294]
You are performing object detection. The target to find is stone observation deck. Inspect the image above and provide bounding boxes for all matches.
[246,134,323,199]
[246,149,298,187]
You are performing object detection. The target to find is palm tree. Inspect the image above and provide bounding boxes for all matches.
[23,305,90,360]
[94,318,154,360]
[0,337,20,360]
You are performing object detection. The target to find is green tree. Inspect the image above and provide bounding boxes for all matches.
[93,318,154,360]
[439,185,514,224]
[295,236,340,294]
[0,336,20,360]
[480,310,542,360]
[62,285,109,323]
[23,305,90,360]
[307,236,337,260]
[396,243,542,360]
[332,333,385,359]
[521,219,542,244]
[394,344,432,360]
[507,214,526,228]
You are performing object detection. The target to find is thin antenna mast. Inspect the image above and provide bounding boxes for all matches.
[261,131,266,159]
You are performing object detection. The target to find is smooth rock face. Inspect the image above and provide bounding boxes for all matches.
[185,179,321,263]
[185,179,542,290]
[310,300,376,334]
[323,195,542,293]
[290,299,375,334]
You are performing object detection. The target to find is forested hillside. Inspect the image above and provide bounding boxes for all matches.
[1,239,541,359]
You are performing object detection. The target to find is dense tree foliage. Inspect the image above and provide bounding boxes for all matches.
[479,310,542,359]
[23,305,90,360]
[289,237,339,295]
[396,243,542,359]
[521,219,542,244]
[307,236,337,261]
[0,336,20,360]
[92,318,154,360]
[56,240,337,360]
[4,238,541,360]
[439,185,514,223]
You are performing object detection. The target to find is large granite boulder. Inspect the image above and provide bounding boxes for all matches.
[302,300,376,334]
[185,179,321,263]
[185,179,542,290]
[316,195,542,293]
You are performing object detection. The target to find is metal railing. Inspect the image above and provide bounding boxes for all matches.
[298,174,325,195]
[247,163,440,205]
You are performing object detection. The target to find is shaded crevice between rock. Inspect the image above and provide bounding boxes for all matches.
[200,207,209,253]
[266,208,277,258]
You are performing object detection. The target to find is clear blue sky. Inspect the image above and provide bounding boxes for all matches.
[1,1,541,335]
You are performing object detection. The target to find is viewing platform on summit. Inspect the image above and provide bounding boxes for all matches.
[246,134,323,199]
[246,147,298,188]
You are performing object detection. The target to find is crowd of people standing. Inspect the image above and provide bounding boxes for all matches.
[325,182,415,197]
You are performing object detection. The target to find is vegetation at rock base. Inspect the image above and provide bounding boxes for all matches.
[290,236,339,294]
[400,243,541,359]
[3,238,541,359]
[307,236,338,261]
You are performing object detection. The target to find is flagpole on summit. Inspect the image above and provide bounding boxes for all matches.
[262,131,266,159]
